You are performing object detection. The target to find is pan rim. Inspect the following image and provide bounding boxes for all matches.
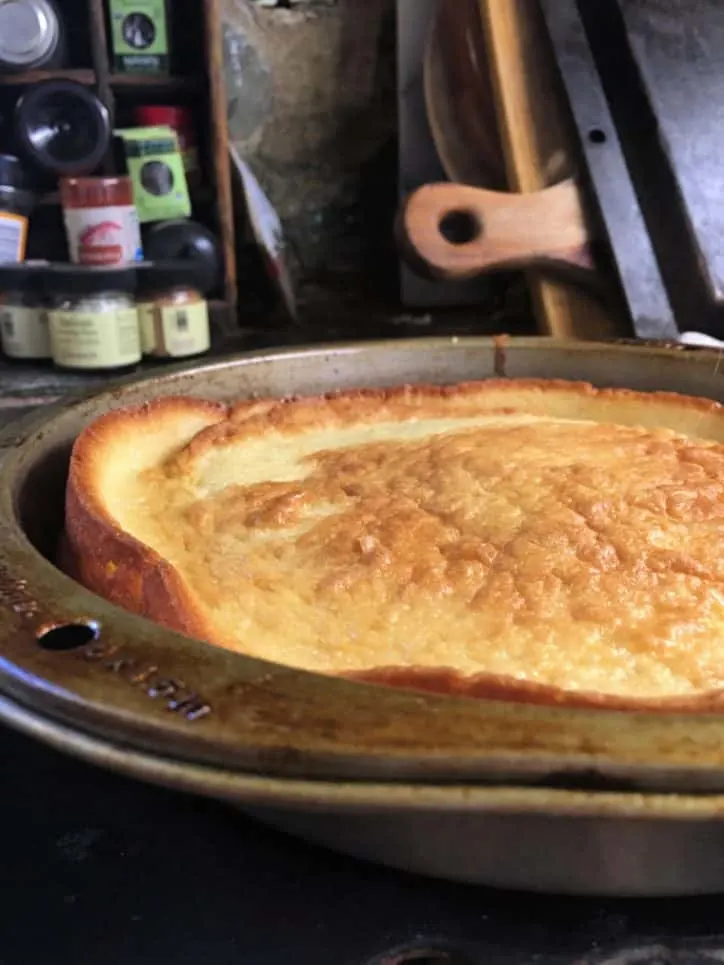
[3,336,724,792]
[9,683,724,821]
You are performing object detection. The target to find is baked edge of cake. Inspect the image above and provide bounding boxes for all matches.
[62,378,724,714]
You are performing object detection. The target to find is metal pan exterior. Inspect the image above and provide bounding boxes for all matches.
[6,681,724,896]
[3,338,724,796]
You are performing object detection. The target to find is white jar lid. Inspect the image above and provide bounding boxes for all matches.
[0,0,59,68]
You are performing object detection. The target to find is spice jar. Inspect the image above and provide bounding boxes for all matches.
[46,265,141,372]
[136,260,210,360]
[0,262,51,361]
[0,154,35,263]
[0,0,66,72]
[60,176,142,266]
[133,105,199,183]
[15,81,110,180]
[109,0,171,74]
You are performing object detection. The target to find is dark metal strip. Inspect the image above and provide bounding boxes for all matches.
[539,0,679,340]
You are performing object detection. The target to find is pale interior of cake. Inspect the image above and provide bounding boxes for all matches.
[95,388,724,698]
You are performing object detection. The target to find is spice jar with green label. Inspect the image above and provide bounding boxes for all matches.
[0,262,52,362]
[108,0,170,74]
[136,259,210,360]
[46,265,141,372]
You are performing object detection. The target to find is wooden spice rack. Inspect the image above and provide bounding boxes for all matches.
[0,0,237,329]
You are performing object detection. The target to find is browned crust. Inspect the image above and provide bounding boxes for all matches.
[65,397,226,647]
[345,667,724,713]
[211,378,724,441]
[64,380,724,714]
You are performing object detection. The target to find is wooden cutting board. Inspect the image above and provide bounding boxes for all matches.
[424,0,506,190]
[400,179,594,280]
[477,0,626,338]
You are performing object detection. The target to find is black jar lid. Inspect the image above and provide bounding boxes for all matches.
[0,261,47,292]
[143,220,221,295]
[14,80,111,177]
[0,184,36,217]
[0,154,26,191]
[136,258,210,298]
[42,264,137,297]
[0,153,35,216]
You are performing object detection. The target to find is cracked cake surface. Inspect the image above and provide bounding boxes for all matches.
[64,378,724,709]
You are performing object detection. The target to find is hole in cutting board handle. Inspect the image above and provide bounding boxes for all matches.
[439,209,482,245]
[37,622,99,652]
[588,127,607,144]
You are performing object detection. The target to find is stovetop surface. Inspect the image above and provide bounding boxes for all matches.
[3,331,724,965]
[5,722,724,965]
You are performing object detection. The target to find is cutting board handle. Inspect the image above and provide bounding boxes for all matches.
[399,178,594,280]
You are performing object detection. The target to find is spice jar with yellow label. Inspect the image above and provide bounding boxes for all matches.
[0,262,52,362]
[46,264,141,372]
[136,260,210,360]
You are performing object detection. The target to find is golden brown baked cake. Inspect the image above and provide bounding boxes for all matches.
[64,378,724,711]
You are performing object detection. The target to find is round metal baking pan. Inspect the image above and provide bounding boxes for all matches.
[8,678,724,897]
[4,336,724,894]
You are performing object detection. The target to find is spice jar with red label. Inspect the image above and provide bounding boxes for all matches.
[60,176,143,266]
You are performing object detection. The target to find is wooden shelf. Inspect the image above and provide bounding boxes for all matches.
[0,68,199,91]
[2,0,236,323]
[0,68,95,86]
[111,73,201,91]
